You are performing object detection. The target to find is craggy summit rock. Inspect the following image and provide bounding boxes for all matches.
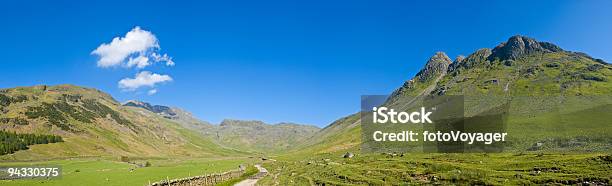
[415,52,452,82]
[489,35,563,61]
[123,100,177,118]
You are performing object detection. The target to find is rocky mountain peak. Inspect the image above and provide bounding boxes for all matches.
[123,100,148,107]
[489,35,563,61]
[123,100,177,118]
[448,48,492,72]
[454,55,465,63]
[415,52,452,82]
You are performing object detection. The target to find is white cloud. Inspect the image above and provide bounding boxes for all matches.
[92,27,159,68]
[118,71,173,91]
[147,89,158,95]
[152,53,175,66]
[126,55,150,69]
[93,27,175,94]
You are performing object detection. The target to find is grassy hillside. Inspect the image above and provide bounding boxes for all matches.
[0,85,243,160]
[262,36,612,185]
[288,114,361,156]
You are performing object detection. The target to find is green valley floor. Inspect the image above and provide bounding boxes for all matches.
[0,157,257,186]
[259,152,611,185]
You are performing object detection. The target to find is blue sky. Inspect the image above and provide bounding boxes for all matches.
[1,0,610,127]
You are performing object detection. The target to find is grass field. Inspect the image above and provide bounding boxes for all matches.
[259,152,612,185]
[0,157,255,186]
[257,107,612,185]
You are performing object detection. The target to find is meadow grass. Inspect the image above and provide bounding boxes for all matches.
[259,152,611,185]
[0,157,255,186]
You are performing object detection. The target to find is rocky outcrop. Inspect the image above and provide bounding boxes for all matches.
[454,55,465,64]
[488,35,563,61]
[123,100,177,119]
[389,52,452,100]
[465,48,493,64]
[449,48,492,72]
[415,52,452,82]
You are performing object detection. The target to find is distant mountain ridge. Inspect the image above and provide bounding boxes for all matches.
[214,119,320,153]
[122,101,320,153]
[123,100,177,119]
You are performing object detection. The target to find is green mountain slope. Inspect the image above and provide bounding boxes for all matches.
[295,35,612,155]
[259,36,611,185]
[0,85,242,160]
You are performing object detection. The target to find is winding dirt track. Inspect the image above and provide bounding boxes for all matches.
[234,164,268,186]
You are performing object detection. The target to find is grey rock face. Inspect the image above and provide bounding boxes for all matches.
[123,100,177,118]
[489,35,563,61]
[449,48,492,72]
[466,48,493,63]
[388,52,452,100]
[415,52,452,82]
[454,55,465,64]
[539,42,563,52]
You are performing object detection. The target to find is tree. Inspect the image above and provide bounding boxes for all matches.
[0,130,63,155]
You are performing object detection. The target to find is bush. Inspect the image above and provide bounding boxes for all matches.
[544,62,560,68]
[0,94,12,106]
[581,73,606,82]
[120,156,130,162]
[0,118,29,125]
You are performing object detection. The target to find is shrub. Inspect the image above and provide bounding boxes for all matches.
[581,73,606,82]
[120,156,130,162]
